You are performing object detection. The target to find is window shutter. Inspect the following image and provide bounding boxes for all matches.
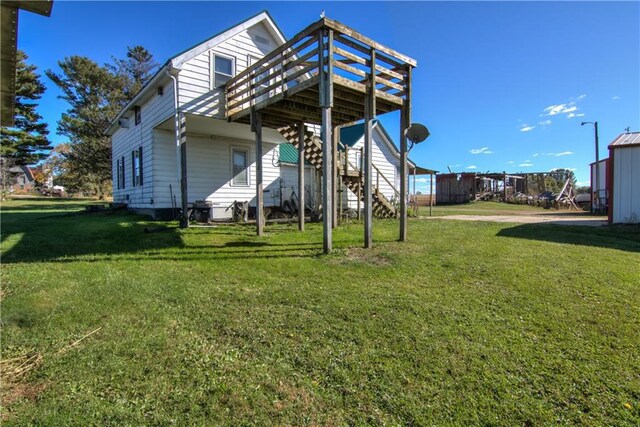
[139,146,143,186]
[121,156,125,188]
[117,159,121,189]
[132,151,136,187]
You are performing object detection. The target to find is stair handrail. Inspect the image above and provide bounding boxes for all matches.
[372,163,399,198]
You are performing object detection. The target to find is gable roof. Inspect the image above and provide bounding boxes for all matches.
[106,11,286,135]
[171,10,286,69]
[609,131,640,148]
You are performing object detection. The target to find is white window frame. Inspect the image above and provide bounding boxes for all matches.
[210,52,235,90]
[229,146,250,187]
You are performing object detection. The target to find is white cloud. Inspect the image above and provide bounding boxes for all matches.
[519,124,535,132]
[466,165,477,170]
[612,96,620,100]
[533,153,540,157]
[576,180,590,187]
[414,177,428,183]
[575,94,587,101]
[555,151,573,156]
[567,112,585,119]
[540,102,577,117]
[470,147,493,154]
[538,119,552,126]
[519,162,534,167]
[507,160,515,164]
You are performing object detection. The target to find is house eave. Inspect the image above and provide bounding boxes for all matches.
[105,63,174,136]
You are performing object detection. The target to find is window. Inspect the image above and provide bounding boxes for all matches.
[134,106,141,125]
[212,54,234,89]
[132,147,142,186]
[116,159,121,189]
[231,149,248,186]
[120,156,125,188]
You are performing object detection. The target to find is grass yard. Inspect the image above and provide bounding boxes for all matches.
[1,198,639,425]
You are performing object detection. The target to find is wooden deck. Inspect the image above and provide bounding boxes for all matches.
[225,17,416,129]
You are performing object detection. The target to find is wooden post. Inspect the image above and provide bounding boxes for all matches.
[320,29,334,253]
[179,112,189,228]
[399,66,412,241]
[297,121,305,231]
[412,167,416,216]
[429,173,434,217]
[251,110,264,236]
[358,147,363,220]
[503,172,507,202]
[363,48,376,249]
[332,124,338,228]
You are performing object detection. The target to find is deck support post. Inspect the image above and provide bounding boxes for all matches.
[332,125,339,228]
[251,110,264,236]
[399,66,412,242]
[429,172,434,216]
[297,121,305,231]
[363,48,376,249]
[179,112,189,228]
[320,29,334,254]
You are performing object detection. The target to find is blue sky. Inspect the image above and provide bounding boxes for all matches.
[19,1,639,190]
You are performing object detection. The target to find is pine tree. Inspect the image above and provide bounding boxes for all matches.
[0,50,51,166]
[45,47,158,197]
[110,46,159,99]
[45,56,124,197]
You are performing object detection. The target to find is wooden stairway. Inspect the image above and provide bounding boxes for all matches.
[278,125,397,218]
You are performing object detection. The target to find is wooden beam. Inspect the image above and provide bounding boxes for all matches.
[319,29,333,253]
[332,124,338,228]
[429,172,434,216]
[179,112,189,228]
[399,66,411,242]
[298,121,305,232]
[252,110,264,236]
[363,48,376,249]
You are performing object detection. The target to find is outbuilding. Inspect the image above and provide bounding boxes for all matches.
[608,131,640,224]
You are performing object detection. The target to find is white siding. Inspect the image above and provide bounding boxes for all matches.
[111,80,175,208]
[612,146,640,223]
[177,22,278,118]
[342,125,400,209]
[280,164,317,210]
[153,130,281,219]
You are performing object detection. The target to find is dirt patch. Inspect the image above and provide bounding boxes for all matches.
[427,213,607,227]
[0,352,46,419]
[328,247,394,266]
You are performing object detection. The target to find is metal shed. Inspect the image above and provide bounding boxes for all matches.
[608,131,640,224]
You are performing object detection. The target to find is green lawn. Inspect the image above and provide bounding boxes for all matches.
[2,198,639,425]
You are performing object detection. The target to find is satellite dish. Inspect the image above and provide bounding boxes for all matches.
[405,123,430,150]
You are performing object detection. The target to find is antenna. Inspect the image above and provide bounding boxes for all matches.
[625,126,631,133]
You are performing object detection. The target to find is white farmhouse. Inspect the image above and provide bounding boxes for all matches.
[106,11,429,224]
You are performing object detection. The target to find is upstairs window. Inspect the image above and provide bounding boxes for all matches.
[212,54,234,89]
[134,106,141,125]
[231,148,248,186]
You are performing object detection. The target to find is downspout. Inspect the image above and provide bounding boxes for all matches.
[168,69,189,228]
[167,70,181,181]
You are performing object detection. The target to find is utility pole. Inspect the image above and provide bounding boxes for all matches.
[582,121,600,214]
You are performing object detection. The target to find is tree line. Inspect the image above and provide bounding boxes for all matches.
[0,47,158,198]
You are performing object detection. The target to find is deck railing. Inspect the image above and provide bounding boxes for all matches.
[225,17,416,121]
